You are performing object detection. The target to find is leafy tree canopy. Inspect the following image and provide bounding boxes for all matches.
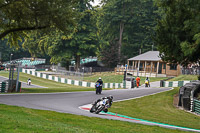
[23,0,98,70]
[154,0,200,66]
[98,0,158,66]
[0,0,78,46]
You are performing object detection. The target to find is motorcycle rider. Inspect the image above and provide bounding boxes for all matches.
[27,78,31,85]
[97,77,103,91]
[145,77,150,87]
[90,95,113,113]
[94,95,113,107]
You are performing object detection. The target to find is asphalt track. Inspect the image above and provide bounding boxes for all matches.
[0,85,200,132]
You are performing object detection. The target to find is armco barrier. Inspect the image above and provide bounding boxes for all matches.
[0,82,8,93]
[194,99,200,114]
[22,69,125,89]
[160,80,191,87]
[178,81,200,115]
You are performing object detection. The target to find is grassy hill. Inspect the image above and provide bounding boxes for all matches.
[168,75,198,81]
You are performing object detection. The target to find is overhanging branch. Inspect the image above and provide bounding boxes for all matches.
[0,0,22,9]
[0,26,48,39]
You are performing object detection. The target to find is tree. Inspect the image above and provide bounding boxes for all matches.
[154,0,200,66]
[23,0,99,70]
[0,0,78,46]
[64,0,98,70]
[98,0,158,65]
[98,37,118,68]
[0,40,31,62]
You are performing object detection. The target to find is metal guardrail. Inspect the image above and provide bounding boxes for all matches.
[194,99,200,114]
[0,82,8,93]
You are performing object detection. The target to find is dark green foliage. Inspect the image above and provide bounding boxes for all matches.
[0,0,78,46]
[154,0,200,66]
[0,40,31,62]
[23,0,98,70]
[197,75,200,81]
[98,0,158,65]
[99,41,118,68]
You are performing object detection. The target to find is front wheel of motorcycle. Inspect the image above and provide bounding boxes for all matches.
[103,108,108,113]
[95,105,105,114]
[90,105,96,113]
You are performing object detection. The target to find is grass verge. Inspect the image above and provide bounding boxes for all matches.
[0,104,192,133]
[109,87,200,129]
[83,72,168,83]
[0,71,112,93]
[168,75,198,81]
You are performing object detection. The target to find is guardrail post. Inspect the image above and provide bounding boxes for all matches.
[123,80,126,89]
[160,80,164,87]
[1,82,6,92]
[190,91,194,112]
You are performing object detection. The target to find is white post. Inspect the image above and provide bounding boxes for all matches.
[156,61,159,77]
[150,62,153,77]
[144,61,147,76]
[137,60,140,76]
[190,91,194,112]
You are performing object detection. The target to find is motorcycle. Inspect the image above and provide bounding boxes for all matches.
[90,98,112,114]
[95,82,102,94]
[27,80,31,86]
[145,80,150,87]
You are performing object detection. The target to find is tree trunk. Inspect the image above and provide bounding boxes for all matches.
[118,21,124,64]
[75,55,81,72]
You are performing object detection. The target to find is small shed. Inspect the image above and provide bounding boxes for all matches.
[127,51,181,77]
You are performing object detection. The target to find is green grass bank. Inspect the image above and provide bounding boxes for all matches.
[0,71,101,93]
[109,87,200,130]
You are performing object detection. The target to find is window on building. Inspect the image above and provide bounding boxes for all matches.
[170,64,177,70]
[129,61,133,66]
[163,64,166,69]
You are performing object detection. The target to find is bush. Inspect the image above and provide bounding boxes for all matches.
[197,75,200,80]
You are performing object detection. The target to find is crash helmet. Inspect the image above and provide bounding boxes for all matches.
[109,95,113,100]
[99,77,101,79]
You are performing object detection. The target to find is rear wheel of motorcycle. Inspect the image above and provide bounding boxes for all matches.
[99,87,102,94]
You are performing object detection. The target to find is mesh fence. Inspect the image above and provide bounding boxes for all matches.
[182,67,200,75]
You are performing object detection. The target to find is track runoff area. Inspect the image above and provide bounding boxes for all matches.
[79,97,200,132]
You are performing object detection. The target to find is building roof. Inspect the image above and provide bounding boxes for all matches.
[128,51,161,61]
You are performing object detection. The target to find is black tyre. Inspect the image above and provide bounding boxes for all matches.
[90,105,96,113]
[99,87,102,94]
[96,87,99,94]
[145,83,147,87]
[103,108,108,113]
[95,105,105,114]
